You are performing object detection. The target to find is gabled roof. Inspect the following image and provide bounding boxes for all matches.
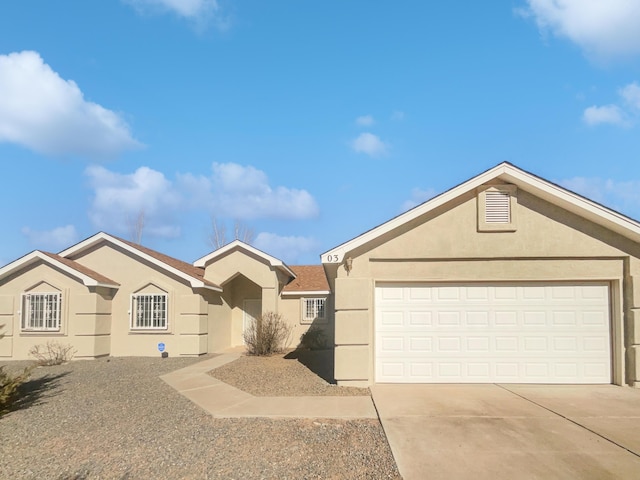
[282,265,330,295]
[322,162,640,263]
[59,232,222,292]
[193,240,296,278]
[0,250,119,288]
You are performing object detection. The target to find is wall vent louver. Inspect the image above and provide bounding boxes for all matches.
[485,190,510,223]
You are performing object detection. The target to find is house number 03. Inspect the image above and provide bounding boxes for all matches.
[325,255,340,263]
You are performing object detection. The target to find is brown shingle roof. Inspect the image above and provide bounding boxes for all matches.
[283,265,329,293]
[42,252,120,286]
[111,235,221,290]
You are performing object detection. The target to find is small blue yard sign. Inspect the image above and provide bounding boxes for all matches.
[158,342,166,353]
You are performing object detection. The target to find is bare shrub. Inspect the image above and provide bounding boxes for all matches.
[243,311,292,356]
[29,341,76,366]
[299,326,329,350]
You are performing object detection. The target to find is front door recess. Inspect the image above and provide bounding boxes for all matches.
[243,299,262,344]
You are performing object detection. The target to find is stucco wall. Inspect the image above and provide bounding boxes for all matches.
[203,250,278,288]
[205,290,231,353]
[69,243,211,357]
[331,186,640,386]
[278,295,334,349]
[0,262,112,360]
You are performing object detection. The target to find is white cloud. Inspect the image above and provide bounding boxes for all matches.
[560,176,640,218]
[581,82,640,127]
[86,165,183,238]
[521,0,640,60]
[351,132,388,157]
[253,232,319,264]
[0,51,141,158]
[582,104,628,126]
[85,162,319,240]
[355,115,375,127]
[620,82,640,110]
[21,225,79,251]
[124,0,226,29]
[401,187,438,211]
[178,162,319,220]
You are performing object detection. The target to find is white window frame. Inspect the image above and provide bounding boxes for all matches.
[21,292,62,332]
[301,297,327,324]
[130,293,168,330]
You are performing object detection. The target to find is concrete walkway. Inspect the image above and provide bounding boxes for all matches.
[161,353,377,419]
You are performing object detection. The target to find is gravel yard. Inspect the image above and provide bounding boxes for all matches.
[0,356,400,480]
[210,351,369,397]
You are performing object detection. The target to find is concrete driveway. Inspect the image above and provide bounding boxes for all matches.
[371,384,640,480]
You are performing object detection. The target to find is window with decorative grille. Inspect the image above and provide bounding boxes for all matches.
[22,293,61,331]
[302,298,326,323]
[131,293,168,329]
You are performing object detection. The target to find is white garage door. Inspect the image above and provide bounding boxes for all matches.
[375,283,611,383]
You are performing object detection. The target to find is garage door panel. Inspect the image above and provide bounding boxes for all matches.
[377,358,612,384]
[467,336,490,352]
[409,311,432,325]
[581,285,608,299]
[524,311,547,326]
[377,337,609,358]
[410,363,432,377]
[495,286,518,300]
[466,311,489,325]
[583,336,609,352]
[523,286,545,299]
[495,311,518,325]
[496,363,519,378]
[375,283,611,383]
[583,311,608,326]
[551,286,575,299]
[378,310,403,326]
[437,311,461,326]
[436,287,460,300]
[584,362,609,378]
[408,287,432,300]
[496,336,518,351]
[409,337,432,351]
[468,363,491,378]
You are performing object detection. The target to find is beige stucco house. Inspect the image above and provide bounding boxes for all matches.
[4,162,640,389]
[0,233,332,360]
[323,162,640,387]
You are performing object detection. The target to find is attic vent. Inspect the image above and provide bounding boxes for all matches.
[485,190,510,223]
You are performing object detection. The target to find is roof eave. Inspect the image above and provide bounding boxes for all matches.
[194,240,297,279]
[195,282,223,293]
[90,281,120,288]
[61,232,219,290]
[500,168,640,242]
[281,290,331,296]
[0,251,118,288]
[321,163,508,263]
[321,162,640,263]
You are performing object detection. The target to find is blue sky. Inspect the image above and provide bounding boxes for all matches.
[1,1,640,266]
